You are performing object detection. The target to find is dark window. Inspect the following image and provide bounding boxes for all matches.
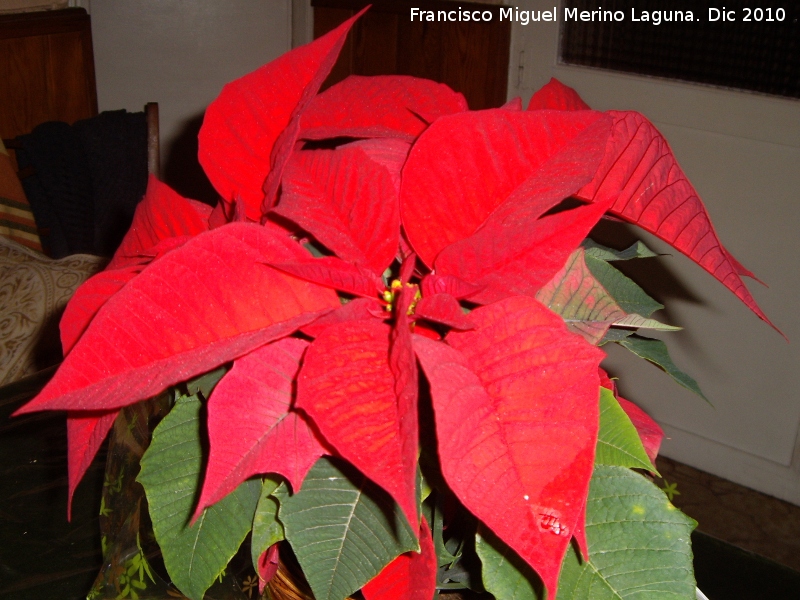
[560,0,800,98]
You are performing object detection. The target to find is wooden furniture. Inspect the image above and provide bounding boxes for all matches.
[0,7,98,141]
[4,102,161,181]
[0,8,159,260]
[313,0,511,110]
[145,101,160,179]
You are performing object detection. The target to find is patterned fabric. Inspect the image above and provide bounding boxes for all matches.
[0,236,105,385]
[0,138,43,252]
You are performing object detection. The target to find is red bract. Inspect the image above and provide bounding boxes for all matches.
[16,11,773,600]
[532,79,777,331]
[361,517,437,600]
[415,296,604,597]
[274,141,401,274]
[527,77,591,111]
[61,176,214,516]
[197,338,328,517]
[400,109,610,266]
[301,75,468,140]
[61,175,213,354]
[198,10,366,220]
[296,318,419,527]
[66,410,118,518]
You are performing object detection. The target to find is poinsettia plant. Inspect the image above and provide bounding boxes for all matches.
[16,10,775,600]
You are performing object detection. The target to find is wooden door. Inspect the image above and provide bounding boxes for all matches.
[312,0,510,110]
[0,8,98,140]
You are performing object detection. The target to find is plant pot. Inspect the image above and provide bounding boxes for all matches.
[88,398,263,600]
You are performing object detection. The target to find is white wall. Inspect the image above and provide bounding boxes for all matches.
[89,0,292,170]
[509,0,800,504]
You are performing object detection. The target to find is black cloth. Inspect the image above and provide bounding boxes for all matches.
[16,110,148,258]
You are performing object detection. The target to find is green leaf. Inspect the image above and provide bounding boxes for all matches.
[475,467,695,600]
[185,365,228,399]
[251,476,285,574]
[558,465,697,599]
[600,328,635,344]
[583,239,658,261]
[476,527,542,600]
[596,388,656,472]
[137,395,260,600]
[419,470,433,504]
[536,249,627,344]
[422,494,457,568]
[612,313,681,331]
[537,249,674,345]
[304,240,327,258]
[584,254,663,317]
[617,335,708,402]
[277,457,418,600]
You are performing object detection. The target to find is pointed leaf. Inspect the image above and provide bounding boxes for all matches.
[615,396,665,465]
[535,248,675,341]
[582,239,658,261]
[434,165,613,304]
[17,223,339,415]
[527,78,590,111]
[301,297,386,338]
[596,387,656,472]
[537,250,677,343]
[300,75,467,140]
[557,465,697,599]
[346,138,411,196]
[413,296,605,597]
[420,274,483,300]
[400,109,608,267]
[137,395,261,600]
[251,477,285,585]
[535,249,625,345]
[262,10,368,212]
[274,143,400,274]
[502,97,524,111]
[362,517,437,600]
[575,111,774,329]
[414,294,474,330]
[108,176,212,270]
[199,11,363,220]
[63,239,189,344]
[601,328,636,343]
[617,335,708,402]
[613,314,681,331]
[533,85,770,325]
[388,284,420,524]
[255,544,280,594]
[276,457,418,600]
[197,338,327,515]
[61,265,142,357]
[65,410,118,518]
[476,527,542,600]
[421,496,457,568]
[476,466,696,600]
[296,319,418,527]
[61,178,211,355]
[270,255,383,298]
[584,254,664,317]
[572,495,590,562]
